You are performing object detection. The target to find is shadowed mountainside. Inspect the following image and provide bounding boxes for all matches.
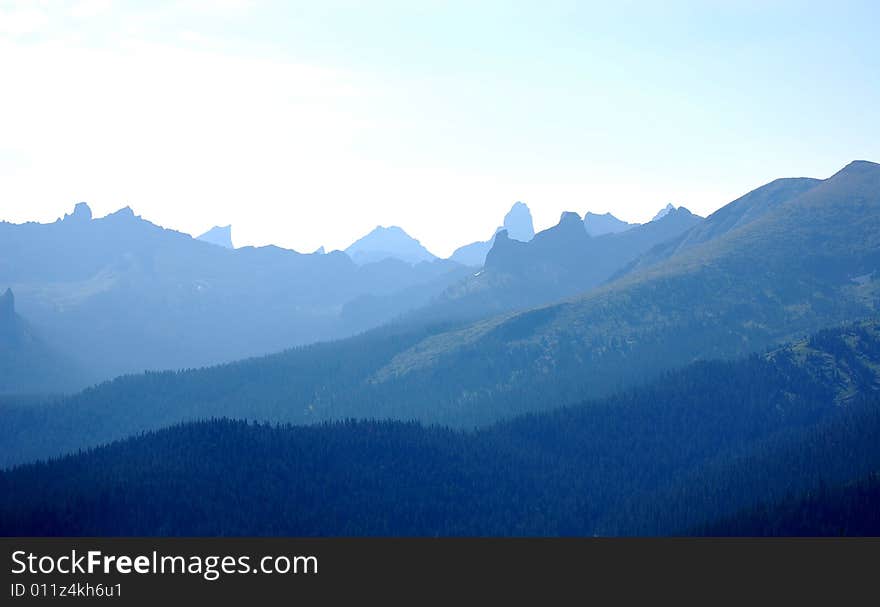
[3,320,879,535]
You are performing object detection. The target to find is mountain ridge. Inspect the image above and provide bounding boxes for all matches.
[0,205,469,383]
[371,160,880,418]
[583,211,635,236]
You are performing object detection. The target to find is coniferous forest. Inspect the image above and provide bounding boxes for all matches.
[3,320,880,536]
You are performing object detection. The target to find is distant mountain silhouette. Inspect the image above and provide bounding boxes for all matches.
[449,202,536,267]
[0,288,84,394]
[0,204,468,383]
[502,201,535,242]
[583,211,635,236]
[345,226,437,265]
[197,225,233,248]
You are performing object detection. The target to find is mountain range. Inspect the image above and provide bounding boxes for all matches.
[0,195,704,392]
[2,159,879,536]
[0,205,472,389]
[1,159,878,462]
[370,161,879,423]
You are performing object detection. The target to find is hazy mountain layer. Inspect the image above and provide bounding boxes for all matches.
[0,207,469,384]
[344,225,437,265]
[0,289,85,394]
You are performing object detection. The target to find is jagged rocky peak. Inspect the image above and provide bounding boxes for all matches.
[558,211,583,226]
[312,246,326,255]
[197,225,234,249]
[583,211,636,236]
[544,211,589,241]
[0,288,14,321]
[483,228,516,265]
[503,201,535,242]
[63,202,92,223]
[652,203,677,221]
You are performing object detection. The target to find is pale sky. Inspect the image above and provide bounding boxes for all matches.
[1,0,878,257]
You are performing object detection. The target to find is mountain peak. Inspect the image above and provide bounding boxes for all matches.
[107,206,137,219]
[558,211,582,226]
[843,159,879,170]
[543,211,586,240]
[63,202,92,223]
[345,225,436,265]
[197,225,233,249]
[651,203,677,222]
[503,202,535,242]
[831,159,880,180]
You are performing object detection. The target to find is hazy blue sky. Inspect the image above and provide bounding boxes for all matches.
[1,0,878,256]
